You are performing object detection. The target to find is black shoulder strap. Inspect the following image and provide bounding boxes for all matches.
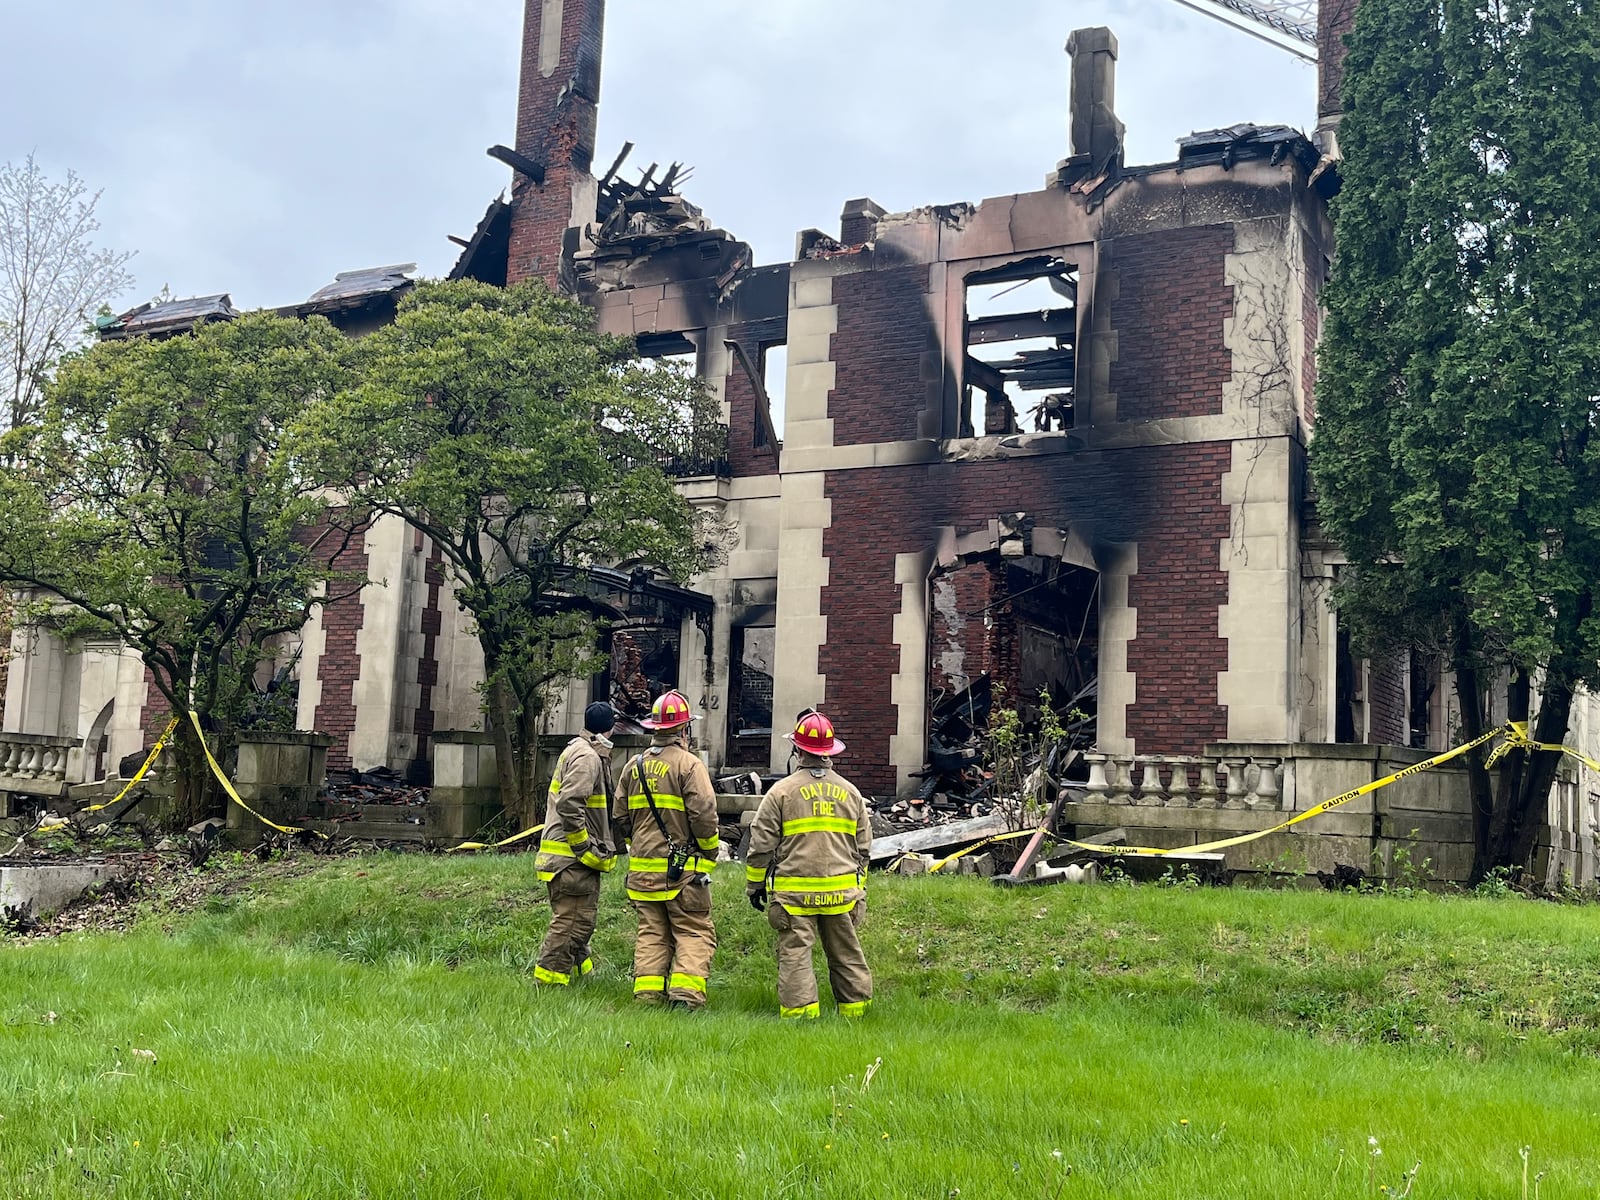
[632,753,676,846]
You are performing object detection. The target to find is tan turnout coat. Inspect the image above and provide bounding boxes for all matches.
[535,733,616,881]
[745,764,872,913]
[613,738,720,901]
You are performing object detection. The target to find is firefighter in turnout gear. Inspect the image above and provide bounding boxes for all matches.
[533,702,619,986]
[612,689,721,1007]
[746,711,874,1018]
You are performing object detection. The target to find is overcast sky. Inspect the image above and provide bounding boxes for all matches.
[1,1,1314,314]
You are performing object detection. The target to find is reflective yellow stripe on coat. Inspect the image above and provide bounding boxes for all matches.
[773,872,860,892]
[781,816,858,836]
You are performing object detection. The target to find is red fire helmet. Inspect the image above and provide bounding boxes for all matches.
[788,711,846,757]
[641,689,697,730]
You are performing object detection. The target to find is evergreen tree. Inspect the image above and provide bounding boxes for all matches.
[1313,0,1600,879]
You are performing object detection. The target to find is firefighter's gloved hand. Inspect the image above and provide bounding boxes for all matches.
[748,887,768,912]
[580,848,617,873]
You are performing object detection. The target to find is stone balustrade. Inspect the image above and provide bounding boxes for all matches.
[1083,751,1285,810]
[0,733,77,794]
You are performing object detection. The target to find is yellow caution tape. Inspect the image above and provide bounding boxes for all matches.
[1486,720,1600,773]
[446,823,545,853]
[927,828,1039,873]
[188,710,326,839]
[80,716,180,814]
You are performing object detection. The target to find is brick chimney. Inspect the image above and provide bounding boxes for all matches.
[504,0,606,291]
[1316,0,1359,152]
[1067,27,1124,175]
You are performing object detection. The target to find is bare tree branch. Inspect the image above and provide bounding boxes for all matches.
[0,155,135,433]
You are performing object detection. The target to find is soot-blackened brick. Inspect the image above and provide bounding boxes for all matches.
[1368,653,1407,745]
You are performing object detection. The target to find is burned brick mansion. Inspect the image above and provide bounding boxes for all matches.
[8,0,1447,803]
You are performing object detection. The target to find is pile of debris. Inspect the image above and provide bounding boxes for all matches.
[323,765,427,808]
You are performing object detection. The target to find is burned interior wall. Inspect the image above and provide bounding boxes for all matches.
[929,553,1100,722]
[928,558,1006,697]
[718,298,787,479]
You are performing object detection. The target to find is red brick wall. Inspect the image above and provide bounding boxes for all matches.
[410,538,446,780]
[819,442,1232,795]
[312,523,371,772]
[826,265,936,445]
[1122,444,1233,747]
[1368,652,1407,745]
[1108,226,1235,422]
[1318,0,1360,121]
[506,0,606,290]
[139,662,170,743]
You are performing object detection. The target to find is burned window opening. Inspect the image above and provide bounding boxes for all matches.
[1408,651,1437,750]
[727,625,775,767]
[761,342,787,447]
[961,257,1078,438]
[725,338,783,457]
[1334,625,1362,744]
[601,623,683,723]
[625,332,729,476]
[636,330,699,366]
[927,552,1099,784]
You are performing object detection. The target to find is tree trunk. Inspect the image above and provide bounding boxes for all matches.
[1456,659,1496,885]
[486,677,527,831]
[170,721,217,831]
[1499,677,1575,883]
[1482,671,1532,869]
[517,704,541,832]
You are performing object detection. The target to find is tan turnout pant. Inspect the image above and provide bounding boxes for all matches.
[768,899,872,1018]
[536,867,601,985]
[631,879,716,1007]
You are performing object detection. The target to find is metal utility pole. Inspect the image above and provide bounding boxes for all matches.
[1167,0,1318,61]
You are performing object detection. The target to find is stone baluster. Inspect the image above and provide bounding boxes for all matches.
[16,744,41,780]
[1195,760,1220,808]
[1105,756,1133,804]
[1221,757,1249,808]
[0,741,17,777]
[1167,759,1192,807]
[40,745,62,783]
[1251,757,1282,809]
[1137,759,1164,805]
[1083,753,1110,798]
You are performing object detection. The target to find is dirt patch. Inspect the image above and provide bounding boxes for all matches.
[2,847,324,942]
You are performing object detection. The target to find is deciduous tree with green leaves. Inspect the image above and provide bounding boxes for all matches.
[294,279,718,827]
[1311,0,1600,881]
[0,313,362,827]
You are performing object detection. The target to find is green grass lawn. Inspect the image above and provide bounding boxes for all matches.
[4,854,1600,1197]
